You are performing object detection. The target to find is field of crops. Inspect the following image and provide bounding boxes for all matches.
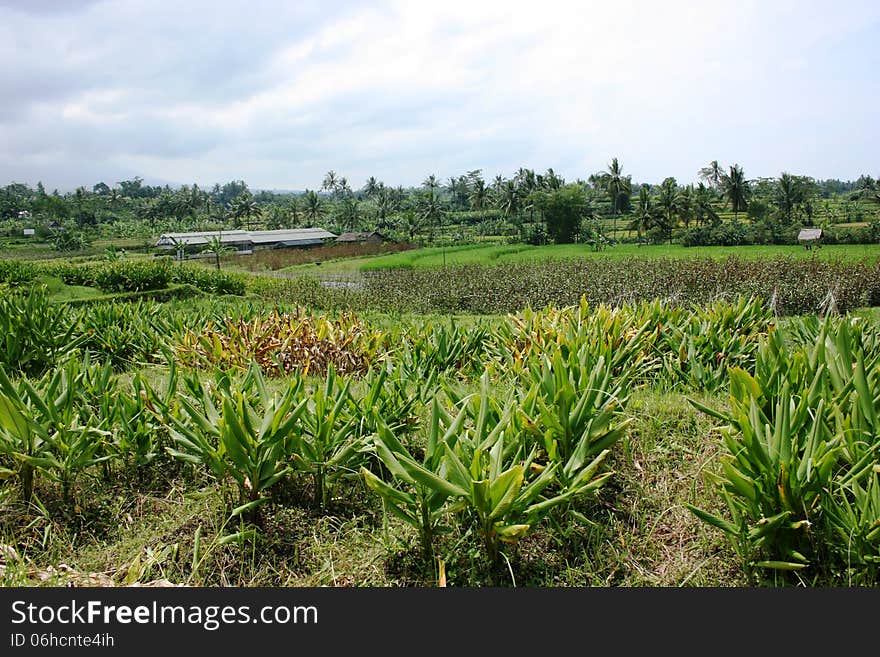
[0,258,878,587]
[278,242,880,276]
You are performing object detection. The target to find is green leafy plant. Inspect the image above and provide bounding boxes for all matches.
[441,391,612,567]
[290,366,367,509]
[362,399,467,561]
[0,288,82,375]
[167,364,307,514]
[0,367,51,503]
[688,318,880,579]
[0,361,111,506]
[689,377,840,572]
[519,347,630,488]
[348,362,419,437]
[94,260,171,293]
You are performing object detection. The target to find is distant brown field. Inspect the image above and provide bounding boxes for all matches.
[223,240,417,271]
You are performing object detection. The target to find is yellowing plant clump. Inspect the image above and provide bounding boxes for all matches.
[175,310,381,376]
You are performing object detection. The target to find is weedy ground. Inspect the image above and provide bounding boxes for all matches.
[0,387,745,587]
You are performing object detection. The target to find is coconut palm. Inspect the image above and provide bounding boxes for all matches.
[286,196,300,227]
[543,168,564,191]
[445,175,457,199]
[603,157,631,240]
[422,174,440,191]
[398,209,424,243]
[775,172,804,225]
[698,160,724,189]
[301,190,325,227]
[469,178,489,210]
[363,176,380,198]
[683,185,699,229]
[202,231,233,271]
[448,175,467,208]
[656,177,683,243]
[720,164,749,222]
[692,183,720,227]
[230,192,262,230]
[375,188,395,229]
[629,186,657,239]
[418,191,445,240]
[337,197,361,232]
[322,171,339,195]
[497,180,521,219]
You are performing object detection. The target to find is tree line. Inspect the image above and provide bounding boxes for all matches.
[1,162,879,251]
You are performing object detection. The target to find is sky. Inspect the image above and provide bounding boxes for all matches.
[1,0,878,191]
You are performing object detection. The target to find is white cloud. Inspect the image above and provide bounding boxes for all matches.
[1,0,878,189]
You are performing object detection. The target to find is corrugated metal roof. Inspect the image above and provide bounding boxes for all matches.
[274,238,325,248]
[335,231,386,242]
[156,228,336,248]
[248,228,336,244]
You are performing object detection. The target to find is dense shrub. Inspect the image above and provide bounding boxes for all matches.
[682,222,879,247]
[94,260,171,292]
[170,265,246,295]
[38,260,245,296]
[0,259,38,286]
[60,284,203,307]
[0,287,80,375]
[41,261,103,287]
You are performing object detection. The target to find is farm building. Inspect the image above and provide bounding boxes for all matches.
[797,227,823,249]
[155,228,337,253]
[334,231,390,244]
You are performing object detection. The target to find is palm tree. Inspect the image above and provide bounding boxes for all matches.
[363,176,380,198]
[446,176,461,207]
[497,180,520,220]
[469,178,489,210]
[167,235,185,261]
[322,171,339,195]
[207,197,228,226]
[656,177,682,244]
[854,175,878,204]
[678,186,695,230]
[698,160,724,189]
[604,157,631,240]
[203,230,233,271]
[337,197,361,232]
[418,191,445,241]
[286,196,300,227]
[422,174,440,192]
[775,172,803,225]
[692,183,720,226]
[375,188,395,229]
[265,205,285,230]
[230,192,262,230]
[398,210,423,243]
[492,175,504,194]
[301,190,324,227]
[543,168,564,191]
[720,164,750,222]
[630,186,656,239]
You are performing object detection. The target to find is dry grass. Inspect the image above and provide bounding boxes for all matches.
[223,242,417,272]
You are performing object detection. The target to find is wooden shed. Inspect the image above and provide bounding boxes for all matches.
[334,231,389,244]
